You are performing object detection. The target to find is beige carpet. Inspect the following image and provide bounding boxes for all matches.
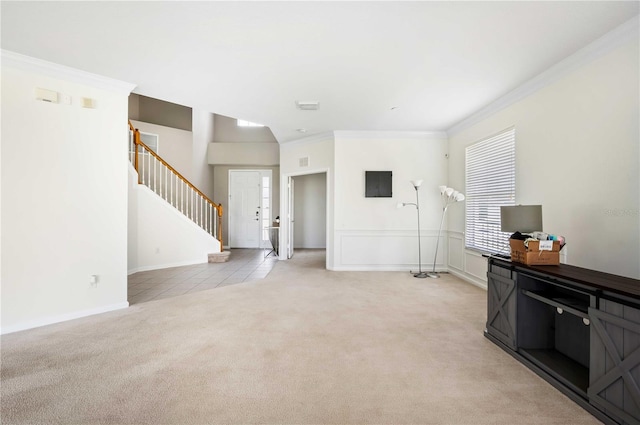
[1,250,599,424]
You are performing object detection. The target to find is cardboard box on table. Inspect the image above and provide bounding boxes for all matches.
[509,239,560,265]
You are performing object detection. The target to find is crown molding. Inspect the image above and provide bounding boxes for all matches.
[334,130,448,141]
[1,50,137,94]
[279,131,336,147]
[447,15,640,137]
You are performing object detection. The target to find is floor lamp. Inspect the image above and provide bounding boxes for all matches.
[397,180,427,278]
[428,185,465,278]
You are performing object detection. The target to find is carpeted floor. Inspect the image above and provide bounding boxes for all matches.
[1,250,600,424]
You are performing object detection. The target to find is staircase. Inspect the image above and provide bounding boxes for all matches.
[128,121,225,254]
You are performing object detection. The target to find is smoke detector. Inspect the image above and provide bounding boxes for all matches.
[295,101,320,111]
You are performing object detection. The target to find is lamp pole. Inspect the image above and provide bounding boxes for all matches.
[428,186,465,278]
[411,180,427,278]
[428,204,448,278]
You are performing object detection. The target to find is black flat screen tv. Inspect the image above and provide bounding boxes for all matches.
[365,171,392,198]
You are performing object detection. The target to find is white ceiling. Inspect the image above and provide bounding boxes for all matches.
[2,1,638,143]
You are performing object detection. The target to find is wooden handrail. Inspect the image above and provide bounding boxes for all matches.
[129,120,224,250]
[129,121,141,184]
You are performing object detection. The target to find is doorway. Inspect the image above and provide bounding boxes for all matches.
[284,172,328,264]
[229,170,272,248]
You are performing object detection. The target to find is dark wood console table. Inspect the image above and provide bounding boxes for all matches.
[485,257,640,425]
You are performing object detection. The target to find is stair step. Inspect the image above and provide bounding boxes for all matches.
[208,251,231,263]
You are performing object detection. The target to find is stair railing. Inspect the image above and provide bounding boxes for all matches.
[128,121,223,251]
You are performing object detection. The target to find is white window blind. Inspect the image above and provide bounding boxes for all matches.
[465,128,515,254]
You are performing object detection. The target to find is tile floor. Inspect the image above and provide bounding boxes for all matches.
[127,249,278,305]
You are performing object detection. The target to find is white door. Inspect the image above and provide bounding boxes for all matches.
[229,171,261,248]
[287,176,295,259]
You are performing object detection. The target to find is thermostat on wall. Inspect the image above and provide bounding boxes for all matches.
[35,87,59,103]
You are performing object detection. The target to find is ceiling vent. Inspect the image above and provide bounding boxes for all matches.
[295,101,320,111]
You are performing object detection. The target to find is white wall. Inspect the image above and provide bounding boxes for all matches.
[128,167,139,273]
[448,36,640,283]
[214,114,277,143]
[208,142,279,166]
[280,134,335,267]
[131,93,192,131]
[1,52,134,333]
[280,132,449,272]
[192,110,215,199]
[294,173,327,248]
[128,165,220,273]
[333,132,449,271]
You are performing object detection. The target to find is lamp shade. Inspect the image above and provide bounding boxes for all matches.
[411,179,423,188]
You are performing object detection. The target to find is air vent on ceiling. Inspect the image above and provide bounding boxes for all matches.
[295,101,320,111]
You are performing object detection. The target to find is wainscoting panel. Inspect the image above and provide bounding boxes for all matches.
[334,230,446,271]
[463,250,489,289]
[447,231,488,289]
[448,232,464,272]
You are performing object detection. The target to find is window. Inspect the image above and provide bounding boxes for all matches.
[129,130,159,155]
[237,119,264,127]
[139,132,159,154]
[261,176,271,241]
[465,128,515,254]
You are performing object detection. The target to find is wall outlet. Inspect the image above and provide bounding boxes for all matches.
[155,247,160,254]
[89,274,99,287]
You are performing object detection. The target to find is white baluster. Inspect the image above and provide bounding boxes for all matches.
[153,157,156,193]
[140,151,143,184]
[151,156,155,193]
[146,151,150,187]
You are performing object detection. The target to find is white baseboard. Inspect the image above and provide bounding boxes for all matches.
[330,265,447,272]
[448,268,487,290]
[1,302,130,335]
[128,258,208,275]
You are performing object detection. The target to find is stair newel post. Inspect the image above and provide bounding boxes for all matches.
[134,128,141,184]
[217,204,224,251]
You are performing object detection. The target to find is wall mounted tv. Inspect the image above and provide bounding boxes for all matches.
[365,171,392,198]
